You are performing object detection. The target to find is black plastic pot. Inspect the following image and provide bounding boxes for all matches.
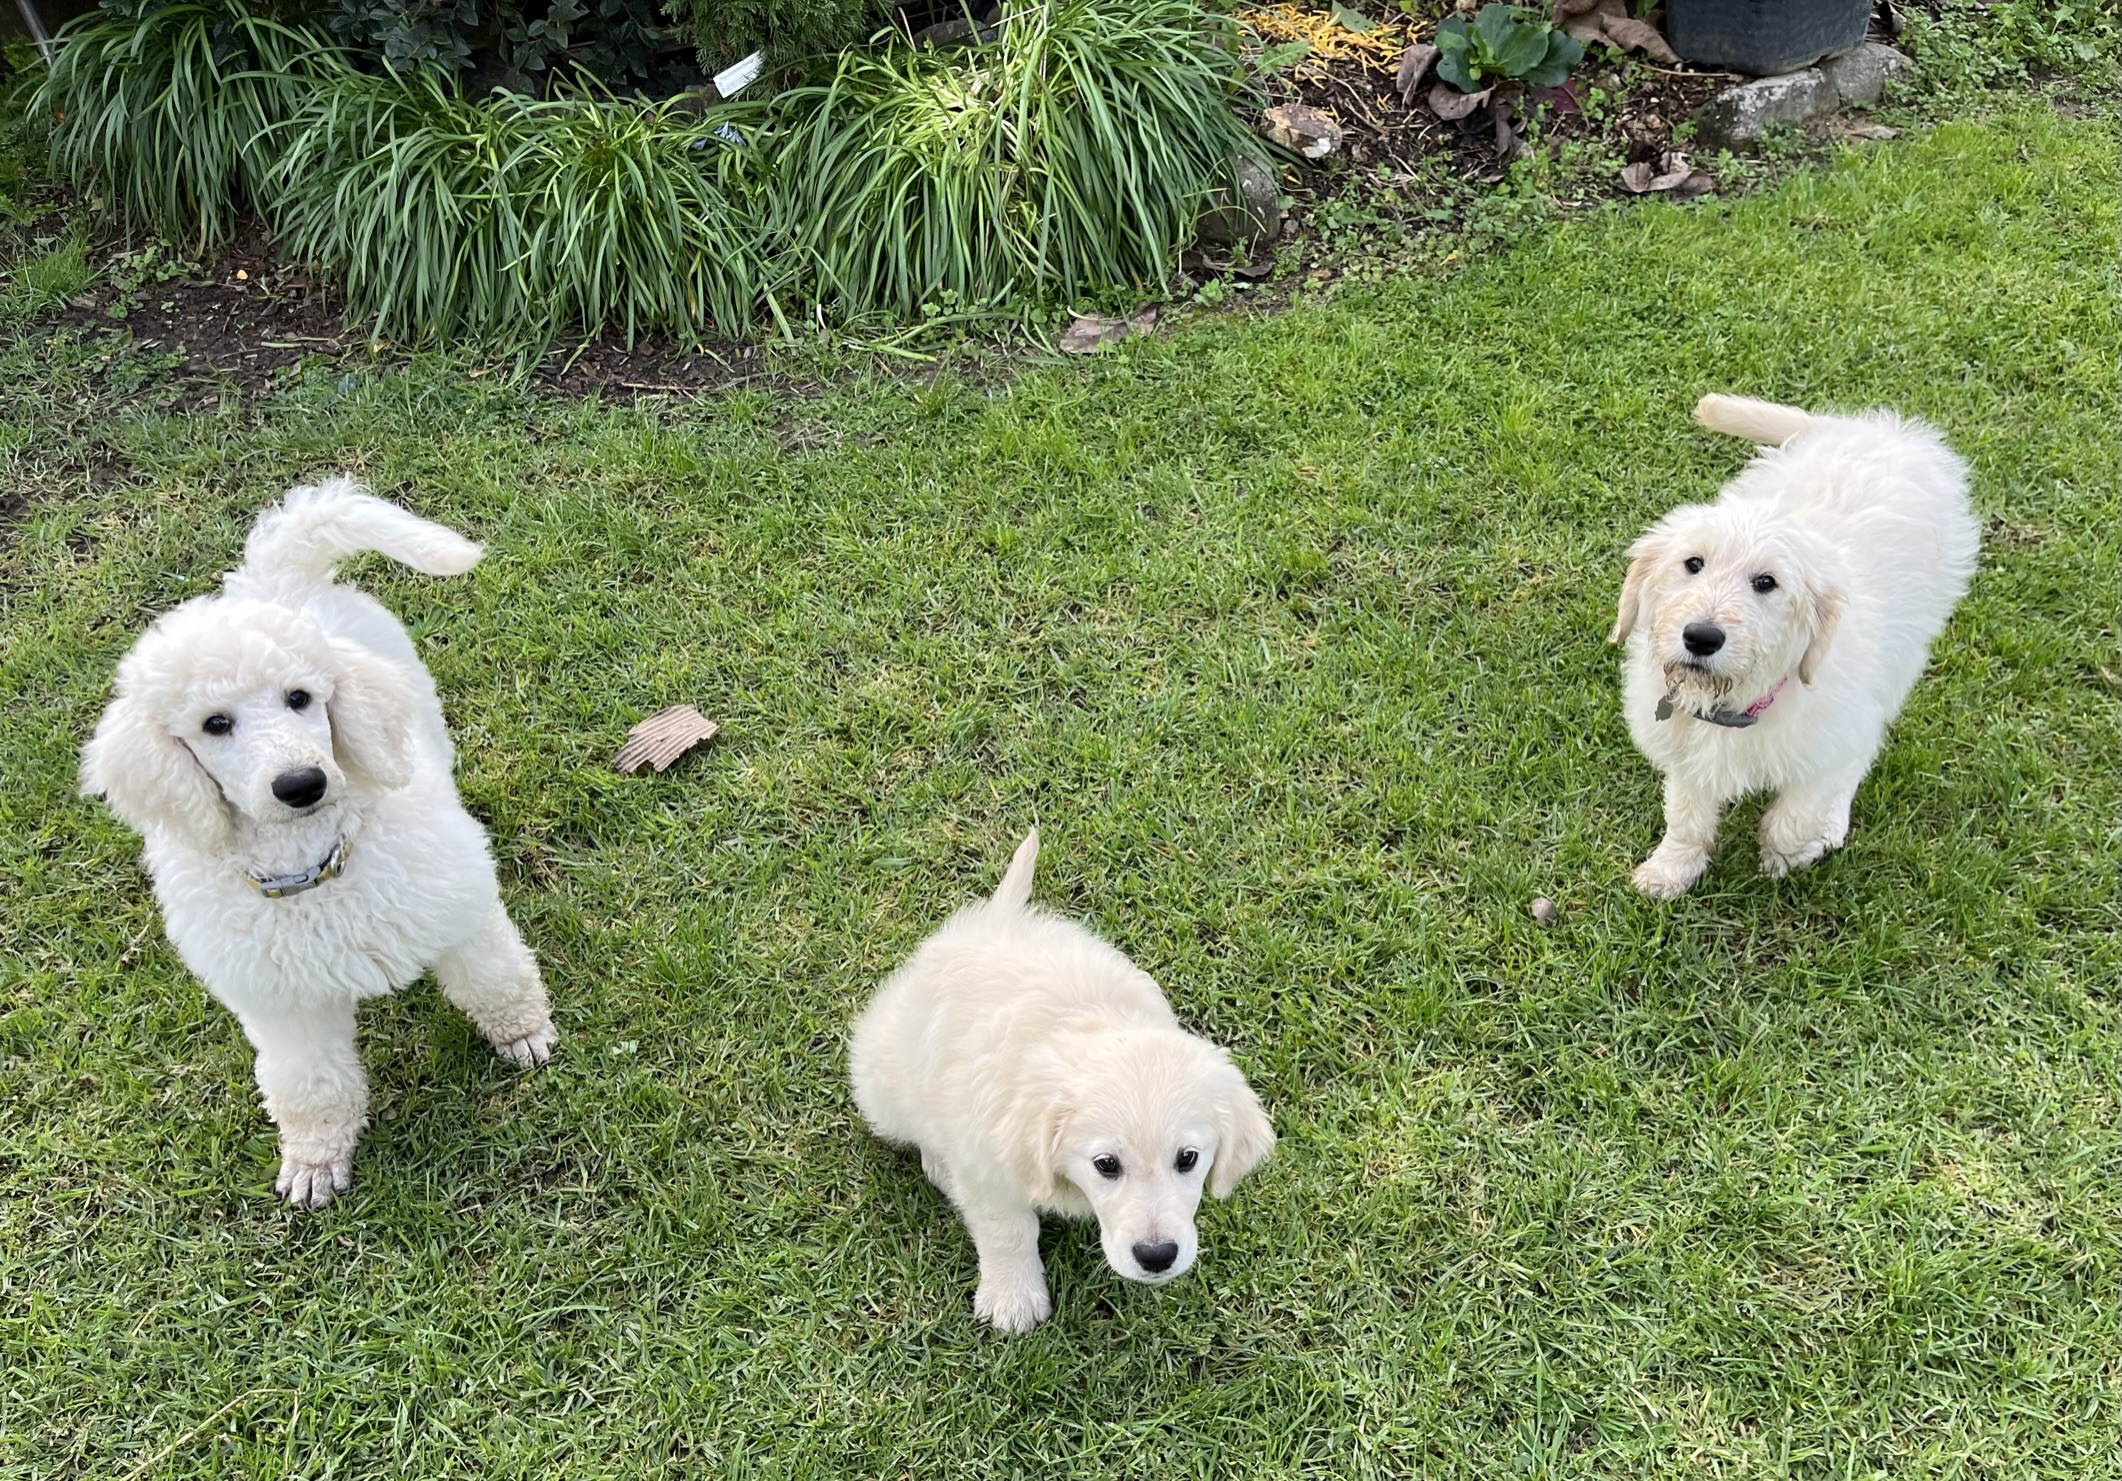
[1664,0,1871,75]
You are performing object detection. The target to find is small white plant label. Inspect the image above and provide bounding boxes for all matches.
[714,50,766,97]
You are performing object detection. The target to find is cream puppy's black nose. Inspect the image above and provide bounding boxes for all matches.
[1131,1239,1179,1274]
[1682,622,1726,656]
[272,767,328,809]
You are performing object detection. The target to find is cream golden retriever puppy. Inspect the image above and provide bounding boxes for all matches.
[850,831,1275,1332]
[1613,394,1979,898]
[81,479,556,1207]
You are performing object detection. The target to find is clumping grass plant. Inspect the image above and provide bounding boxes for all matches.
[271,67,774,344]
[769,0,1264,318]
[27,0,1264,341]
[31,0,331,247]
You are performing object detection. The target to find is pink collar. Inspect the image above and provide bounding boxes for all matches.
[1656,675,1789,728]
[1703,675,1788,728]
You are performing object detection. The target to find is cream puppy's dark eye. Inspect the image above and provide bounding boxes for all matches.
[286,688,312,711]
[1174,1148,1198,1173]
[1092,1154,1122,1180]
[1751,573,1778,594]
[1683,556,1705,574]
[202,714,233,736]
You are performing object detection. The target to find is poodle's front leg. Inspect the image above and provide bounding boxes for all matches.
[1634,773,1725,899]
[961,1199,1052,1333]
[433,901,557,1067]
[234,998,367,1209]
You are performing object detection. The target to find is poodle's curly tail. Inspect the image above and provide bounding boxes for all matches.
[992,829,1041,911]
[228,476,481,599]
[1694,394,1816,447]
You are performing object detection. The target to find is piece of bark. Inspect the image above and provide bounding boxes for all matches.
[614,704,720,773]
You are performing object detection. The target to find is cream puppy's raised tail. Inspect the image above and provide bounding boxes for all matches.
[1613,395,1978,897]
[851,831,1274,1333]
[1692,393,1816,447]
[990,827,1041,910]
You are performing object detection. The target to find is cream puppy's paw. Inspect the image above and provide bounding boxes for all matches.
[1759,835,1831,879]
[1633,844,1709,899]
[275,1151,352,1210]
[489,1019,558,1068]
[974,1277,1053,1334]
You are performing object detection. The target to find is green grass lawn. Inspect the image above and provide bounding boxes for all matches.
[1,105,2116,1478]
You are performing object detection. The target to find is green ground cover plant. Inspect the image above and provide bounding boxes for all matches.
[0,105,2116,1477]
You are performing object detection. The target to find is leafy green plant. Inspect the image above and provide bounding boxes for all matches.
[765,0,1262,320]
[270,64,776,343]
[25,0,1273,343]
[1434,3,1582,90]
[1903,0,2119,92]
[30,0,332,246]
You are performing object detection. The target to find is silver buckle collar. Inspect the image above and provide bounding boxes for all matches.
[244,838,350,899]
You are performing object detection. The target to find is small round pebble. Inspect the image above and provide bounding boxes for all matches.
[1530,896,1560,926]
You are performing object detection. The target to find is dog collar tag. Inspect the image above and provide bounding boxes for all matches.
[244,838,350,899]
[1654,692,1676,722]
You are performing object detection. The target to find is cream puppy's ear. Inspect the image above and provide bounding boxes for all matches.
[998,1094,1067,1203]
[1610,531,1664,644]
[1798,581,1847,685]
[81,690,232,853]
[1209,1065,1275,1199]
[326,639,418,790]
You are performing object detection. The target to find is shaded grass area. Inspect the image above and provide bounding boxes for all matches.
[0,106,2116,1477]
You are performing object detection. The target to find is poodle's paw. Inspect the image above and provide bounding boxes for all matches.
[1760,835,1830,879]
[275,1151,352,1210]
[974,1277,1053,1334]
[1633,844,1708,900]
[489,1019,557,1068]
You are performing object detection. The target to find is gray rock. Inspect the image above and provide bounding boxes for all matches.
[1819,42,1909,107]
[1694,69,1838,149]
[1195,154,1281,249]
[1260,103,1343,161]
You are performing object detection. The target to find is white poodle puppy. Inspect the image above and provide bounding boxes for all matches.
[81,478,557,1208]
[850,831,1275,1333]
[1612,394,1979,898]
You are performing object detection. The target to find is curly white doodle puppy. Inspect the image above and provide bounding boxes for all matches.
[81,479,556,1208]
[1612,394,1979,898]
[850,831,1275,1333]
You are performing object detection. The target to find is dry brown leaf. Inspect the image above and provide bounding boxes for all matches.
[1058,309,1156,354]
[1429,81,1492,120]
[1396,42,1438,101]
[1845,121,1899,140]
[1670,170,1715,200]
[1599,14,1680,63]
[613,704,720,774]
[1620,160,1656,192]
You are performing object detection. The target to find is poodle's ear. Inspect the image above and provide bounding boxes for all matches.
[80,690,232,852]
[1209,1067,1275,1199]
[326,639,418,791]
[1798,579,1846,685]
[1610,532,1663,644]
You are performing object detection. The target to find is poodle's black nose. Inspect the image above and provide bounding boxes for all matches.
[1682,622,1726,657]
[272,767,328,809]
[1131,1239,1179,1274]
